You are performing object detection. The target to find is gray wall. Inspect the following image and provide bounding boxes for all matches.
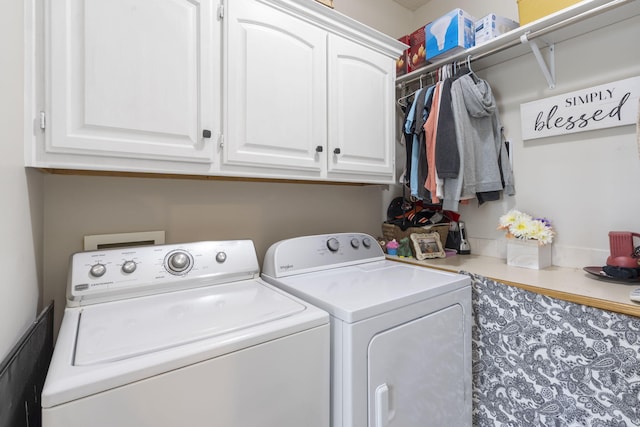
[43,175,385,333]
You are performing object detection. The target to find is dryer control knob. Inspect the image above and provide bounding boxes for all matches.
[122,260,137,274]
[167,251,191,274]
[327,238,340,252]
[362,237,372,248]
[89,263,106,278]
[216,251,227,263]
[350,238,360,249]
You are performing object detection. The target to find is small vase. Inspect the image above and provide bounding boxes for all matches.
[507,239,552,269]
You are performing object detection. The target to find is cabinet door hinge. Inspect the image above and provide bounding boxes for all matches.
[218,3,224,19]
[219,134,224,148]
[39,111,46,130]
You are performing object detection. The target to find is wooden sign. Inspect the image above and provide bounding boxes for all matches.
[520,76,640,140]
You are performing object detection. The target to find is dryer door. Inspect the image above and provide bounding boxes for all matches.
[367,303,470,427]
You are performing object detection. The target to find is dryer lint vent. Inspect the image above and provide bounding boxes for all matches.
[83,231,165,251]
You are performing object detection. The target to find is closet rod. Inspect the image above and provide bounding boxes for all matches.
[396,0,634,88]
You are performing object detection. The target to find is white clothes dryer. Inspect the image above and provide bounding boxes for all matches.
[261,233,471,427]
[42,240,330,427]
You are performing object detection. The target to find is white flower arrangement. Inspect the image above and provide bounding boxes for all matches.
[498,209,554,245]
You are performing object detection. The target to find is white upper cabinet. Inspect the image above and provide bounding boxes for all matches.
[223,0,328,178]
[29,0,219,172]
[27,0,404,182]
[327,34,395,181]
[222,0,404,183]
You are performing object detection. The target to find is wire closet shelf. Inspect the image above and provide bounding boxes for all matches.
[396,0,639,90]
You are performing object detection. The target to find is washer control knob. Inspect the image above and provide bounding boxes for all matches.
[89,263,106,278]
[350,238,360,249]
[362,237,372,248]
[327,238,340,252]
[167,251,191,274]
[216,251,227,263]
[121,260,137,274]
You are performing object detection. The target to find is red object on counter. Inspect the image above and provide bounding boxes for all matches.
[606,231,640,268]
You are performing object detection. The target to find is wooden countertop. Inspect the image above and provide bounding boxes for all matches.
[387,254,640,318]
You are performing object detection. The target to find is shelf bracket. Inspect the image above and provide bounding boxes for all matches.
[520,33,556,89]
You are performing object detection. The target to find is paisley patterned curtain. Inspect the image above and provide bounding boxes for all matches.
[467,272,640,427]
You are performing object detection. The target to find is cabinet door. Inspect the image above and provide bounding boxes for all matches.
[224,0,327,176]
[48,0,216,163]
[327,35,395,180]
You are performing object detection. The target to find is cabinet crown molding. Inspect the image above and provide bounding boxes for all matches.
[257,0,406,58]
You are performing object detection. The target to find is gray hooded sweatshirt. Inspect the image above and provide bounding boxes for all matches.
[442,74,515,212]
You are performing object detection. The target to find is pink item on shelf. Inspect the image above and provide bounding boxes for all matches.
[386,239,399,255]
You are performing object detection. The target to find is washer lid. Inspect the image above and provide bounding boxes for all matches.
[263,260,469,323]
[74,280,305,366]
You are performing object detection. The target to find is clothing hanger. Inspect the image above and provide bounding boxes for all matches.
[465,55,479,83]
[441,64,451,80]
[396,76,425,107]
[397,85,410,107]
[452,55,477,82]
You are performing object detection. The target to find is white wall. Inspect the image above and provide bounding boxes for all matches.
[391,1,640,267]
[413,0,518,26]
[0,1,43,360]
[467,15,640,266]
[333,0,413,38]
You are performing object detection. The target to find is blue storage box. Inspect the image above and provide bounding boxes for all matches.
[425,9,475,60]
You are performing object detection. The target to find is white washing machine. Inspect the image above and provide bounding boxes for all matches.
[42,240,330,427]
[261,233,471,427]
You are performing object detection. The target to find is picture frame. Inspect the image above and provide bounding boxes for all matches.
[410,232,446,260]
